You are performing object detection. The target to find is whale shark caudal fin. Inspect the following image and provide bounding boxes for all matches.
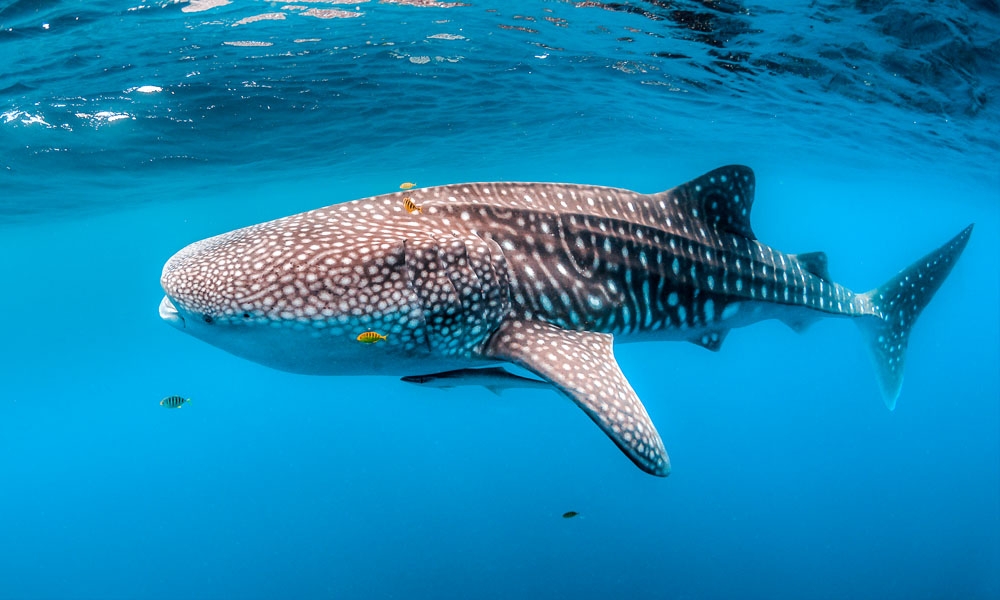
[857,224,974,410]
[484,319,670,476]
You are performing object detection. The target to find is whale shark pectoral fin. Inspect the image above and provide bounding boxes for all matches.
[484,319,670,476]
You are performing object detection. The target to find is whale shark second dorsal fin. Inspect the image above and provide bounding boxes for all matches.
[790,251,831,282]
[659,165,757,240]
[485,319,670,476]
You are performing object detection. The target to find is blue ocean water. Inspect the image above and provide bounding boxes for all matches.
[2,1,998,598]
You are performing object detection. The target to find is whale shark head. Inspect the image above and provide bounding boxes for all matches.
[159,215,454,375]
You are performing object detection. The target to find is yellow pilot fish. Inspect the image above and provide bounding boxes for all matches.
[403,196,422,214]
[399,182,416,190]
[356,331,388,344]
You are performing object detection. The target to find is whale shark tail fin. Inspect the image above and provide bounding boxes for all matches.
[856,224,973,410]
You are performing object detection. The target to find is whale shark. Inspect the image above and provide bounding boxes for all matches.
[159,165,972,476]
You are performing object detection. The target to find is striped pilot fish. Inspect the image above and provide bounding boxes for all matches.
[160,395,190,409]
[159,165,972,476]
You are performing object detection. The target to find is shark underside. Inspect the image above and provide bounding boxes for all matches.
[160,166,972,476]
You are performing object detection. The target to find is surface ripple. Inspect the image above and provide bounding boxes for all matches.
[0,0,997,218]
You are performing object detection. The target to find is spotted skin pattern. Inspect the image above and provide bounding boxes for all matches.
[486,320,668,475]
[160,165,972,476]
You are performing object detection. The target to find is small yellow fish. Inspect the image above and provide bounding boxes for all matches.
[357,331,388,344]
[399,182,417,190]
[160,395,191,409]
[403,196,422,214]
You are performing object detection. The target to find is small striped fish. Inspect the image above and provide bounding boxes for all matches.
[403,196,422,214]
[160,395,190,409]
[356,331,388,344]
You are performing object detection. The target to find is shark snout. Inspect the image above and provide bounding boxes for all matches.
[159,296,185,329]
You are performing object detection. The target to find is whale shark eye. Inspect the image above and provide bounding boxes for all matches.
[203,315,213,324]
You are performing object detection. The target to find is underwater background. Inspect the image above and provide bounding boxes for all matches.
[1,1,998,598]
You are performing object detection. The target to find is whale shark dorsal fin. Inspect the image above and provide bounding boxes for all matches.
[790,251,831,282]
[662,165,756,240]
[484,319,670,476]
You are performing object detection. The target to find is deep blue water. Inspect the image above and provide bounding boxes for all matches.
[2,1,998,599]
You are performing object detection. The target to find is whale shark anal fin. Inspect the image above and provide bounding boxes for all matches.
[484,319,670,476]
[688,329,729,351]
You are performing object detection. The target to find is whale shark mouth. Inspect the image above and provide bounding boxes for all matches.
[159,296,185,328]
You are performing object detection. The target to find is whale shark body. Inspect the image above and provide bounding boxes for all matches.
[159,166,972,476]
